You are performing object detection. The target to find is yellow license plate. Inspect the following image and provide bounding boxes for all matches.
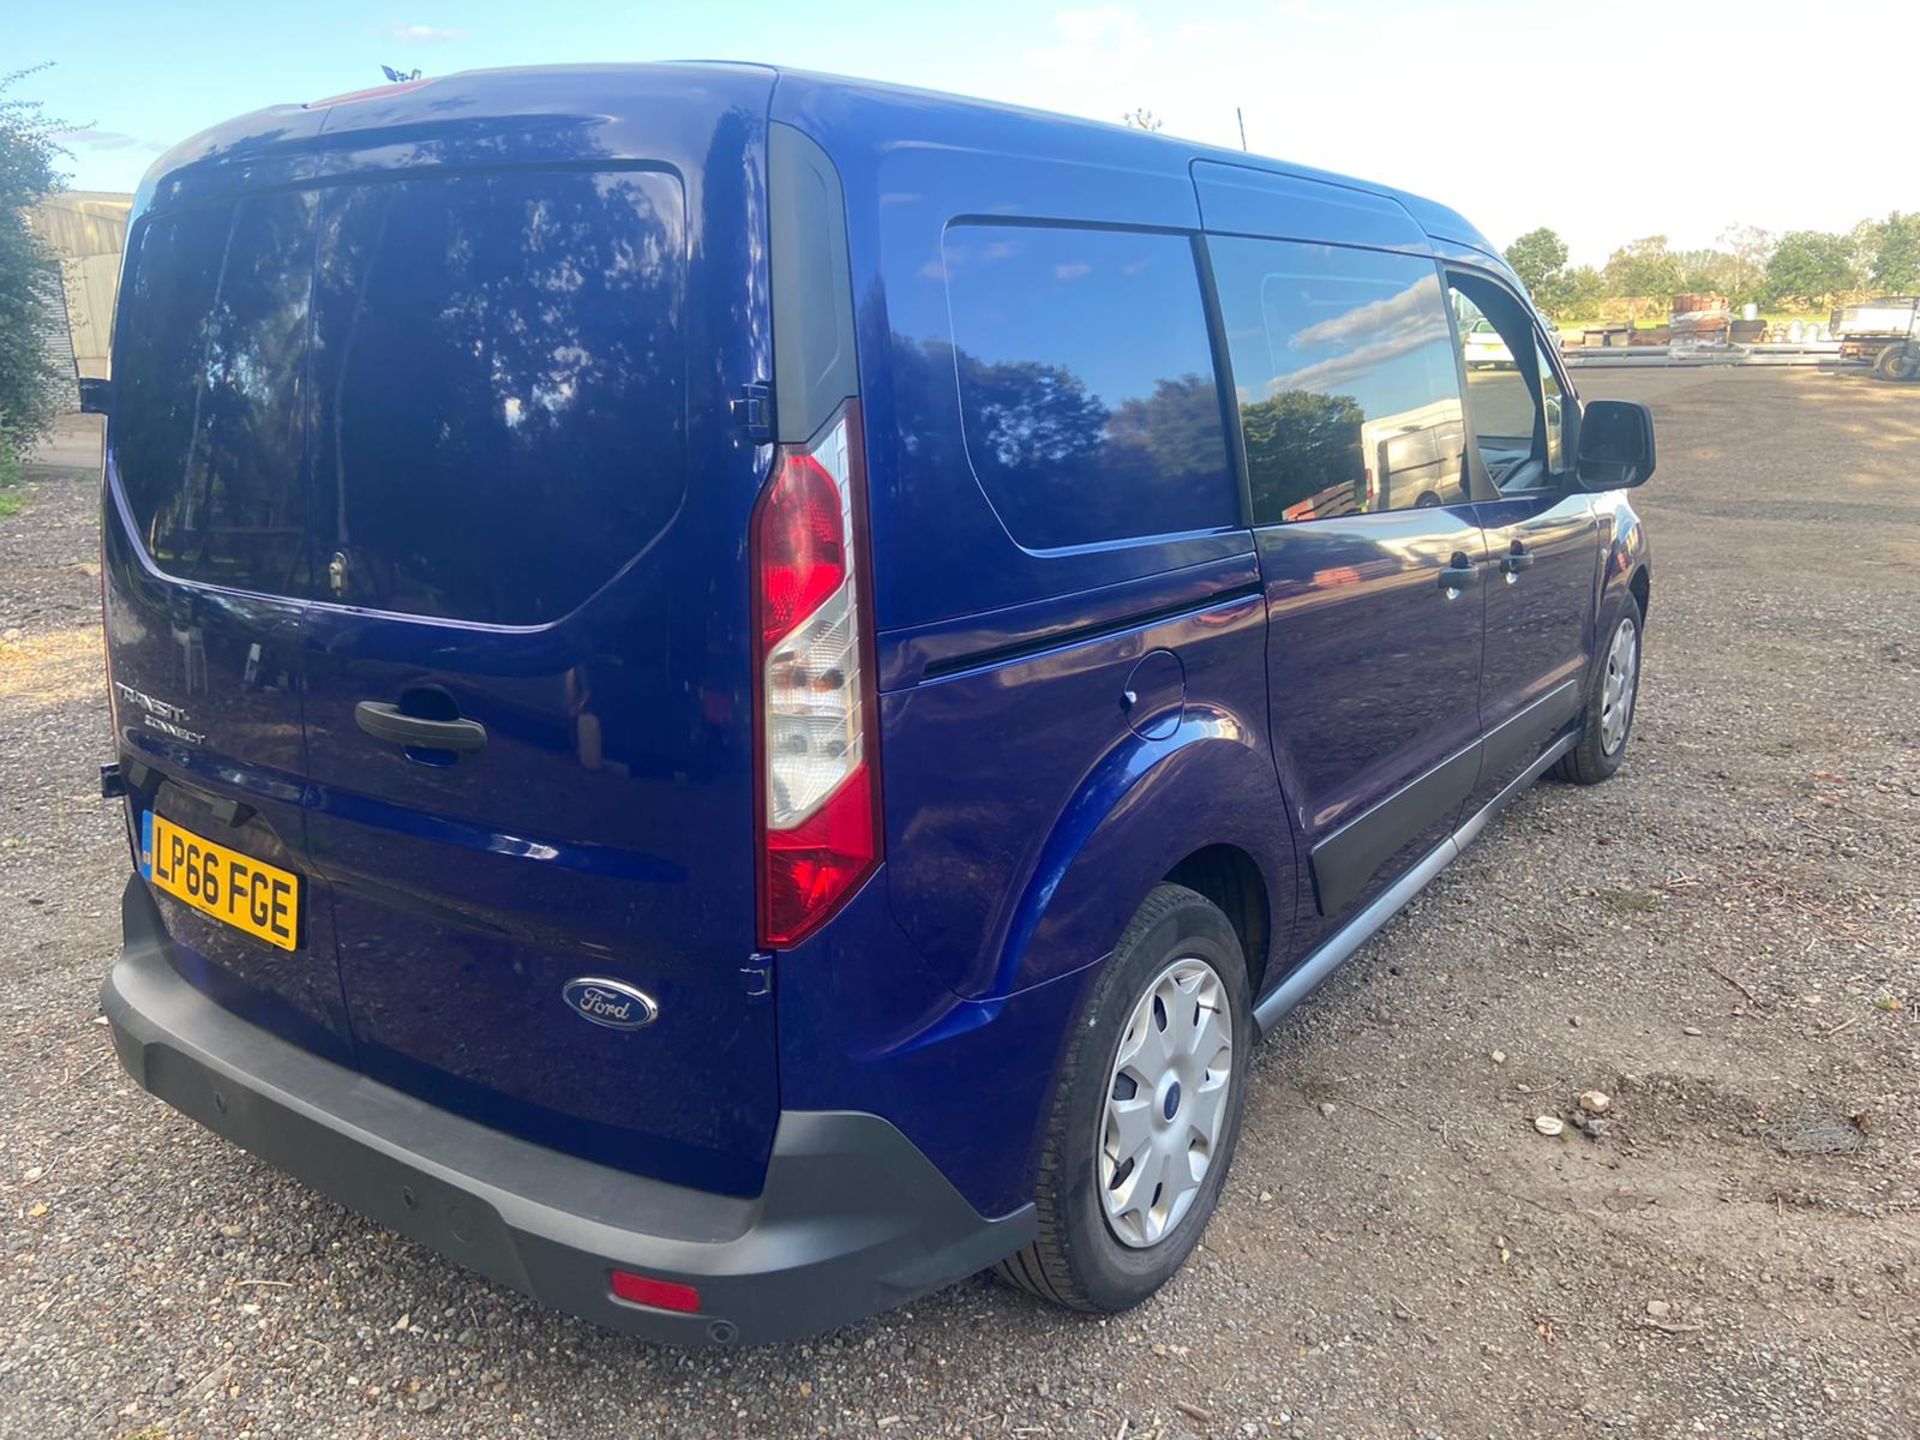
[141,812,302,952]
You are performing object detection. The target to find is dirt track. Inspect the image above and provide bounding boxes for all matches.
[2,371,1916,1439]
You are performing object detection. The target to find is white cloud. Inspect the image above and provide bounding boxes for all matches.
[378,22,469,43]
[1288,273,1443,349]
[52,127,167,155]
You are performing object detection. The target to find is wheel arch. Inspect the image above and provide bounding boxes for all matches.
[1593,493,1651,643]
[1164,843,1273,997]
[987,712,1297,1001]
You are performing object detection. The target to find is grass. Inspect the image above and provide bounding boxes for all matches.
[1599,887,1662,916]
[1549,311,1830,334]
[0,456,21,520]
[0,426,23,518]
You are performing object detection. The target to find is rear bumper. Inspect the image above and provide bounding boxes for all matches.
[103,877,1034,1346]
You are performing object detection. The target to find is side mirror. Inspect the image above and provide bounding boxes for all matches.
[1576,398,1655,490]
[78,378,113,416]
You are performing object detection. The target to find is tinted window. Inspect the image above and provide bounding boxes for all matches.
[1210,238,1468,525]
[1539,343,1565,471]
[116,194,317,594]
[1452,288,1537,439]
[310,171,686,625]
[943,225,1236,550]
[114,206,227,562]
[1449,277,1559,487]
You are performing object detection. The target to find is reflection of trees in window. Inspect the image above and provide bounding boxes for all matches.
[1241,389,1365,523]
[316,170,685,624]
[1110,375,1232,485]
[889,332,1232,549]
[166,193,316,591]
[959,357,1110,472]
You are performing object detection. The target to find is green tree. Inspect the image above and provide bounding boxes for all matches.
[1712,224,1775,308]
[1870,211,1920,293]
[1672,248,1728,295]
[1603,236,1684,320]
[1503,227,1569,297]
[1540,264,1606,322]
[1766,230,1857,306]
[0,67,69,464]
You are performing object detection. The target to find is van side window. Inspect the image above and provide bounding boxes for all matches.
[1448,277,1553,489]
[118,194,318,594]
[1209,238,1468,524]
[309,171,688,626]
[1538,343,1565,472]
[943,225,1237,550]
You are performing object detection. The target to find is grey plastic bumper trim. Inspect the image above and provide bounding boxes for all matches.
[104,878,1033,1347]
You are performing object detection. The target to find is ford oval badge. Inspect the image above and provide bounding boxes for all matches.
[561,977,660,1031]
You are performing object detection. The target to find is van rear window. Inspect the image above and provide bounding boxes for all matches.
[111,170,687,625]
[115,194,318,594]
[310,170,687,625]
[942,225,1237,551]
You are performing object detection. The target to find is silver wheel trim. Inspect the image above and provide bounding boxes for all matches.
[1600,616,1639,756]
[1097,956,1234,1249]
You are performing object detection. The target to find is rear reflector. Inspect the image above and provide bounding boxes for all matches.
[752,403,881,948]
[609,1270,701,1313]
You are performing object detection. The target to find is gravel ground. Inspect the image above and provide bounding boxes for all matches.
[3,371,1917,1440]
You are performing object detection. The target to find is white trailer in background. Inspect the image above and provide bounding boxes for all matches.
[1831,297,1919,364]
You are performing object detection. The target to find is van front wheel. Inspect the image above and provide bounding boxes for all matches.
[996,884,1252,1313]
[1556,594,1643,785]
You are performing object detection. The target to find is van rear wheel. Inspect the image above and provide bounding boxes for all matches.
[996,884,1252,1313]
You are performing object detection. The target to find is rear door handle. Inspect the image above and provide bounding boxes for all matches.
[354,701,488,754]
[1500,545,1536,576]
[1437,555,1480,595]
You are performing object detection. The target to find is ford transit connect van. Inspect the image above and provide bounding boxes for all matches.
[99,63,1655,1345]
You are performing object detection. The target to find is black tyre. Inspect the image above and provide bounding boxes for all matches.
[1874,343,1919,382]
[1556,593,1643,785]
[997,884,1252,1313]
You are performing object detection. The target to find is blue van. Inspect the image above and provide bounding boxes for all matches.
[99,63,1654,1345]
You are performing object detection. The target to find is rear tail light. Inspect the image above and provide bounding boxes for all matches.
[752,402,880,948]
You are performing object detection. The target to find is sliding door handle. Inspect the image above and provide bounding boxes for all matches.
[1500,545,1536,576]
[1437,556,1480,596]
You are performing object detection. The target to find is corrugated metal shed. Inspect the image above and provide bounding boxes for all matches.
[38,272,78,412]
[30,191,133,383]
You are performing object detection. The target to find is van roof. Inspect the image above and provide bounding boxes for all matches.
[137,60,1506,270]
[760,64,1501,262]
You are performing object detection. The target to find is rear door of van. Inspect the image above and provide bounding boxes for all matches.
[105,187,356,1062]
[292,71,779,1194]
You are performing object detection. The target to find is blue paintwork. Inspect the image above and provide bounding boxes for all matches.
[105,61,1652,1221]
[1252,511,1489,941]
